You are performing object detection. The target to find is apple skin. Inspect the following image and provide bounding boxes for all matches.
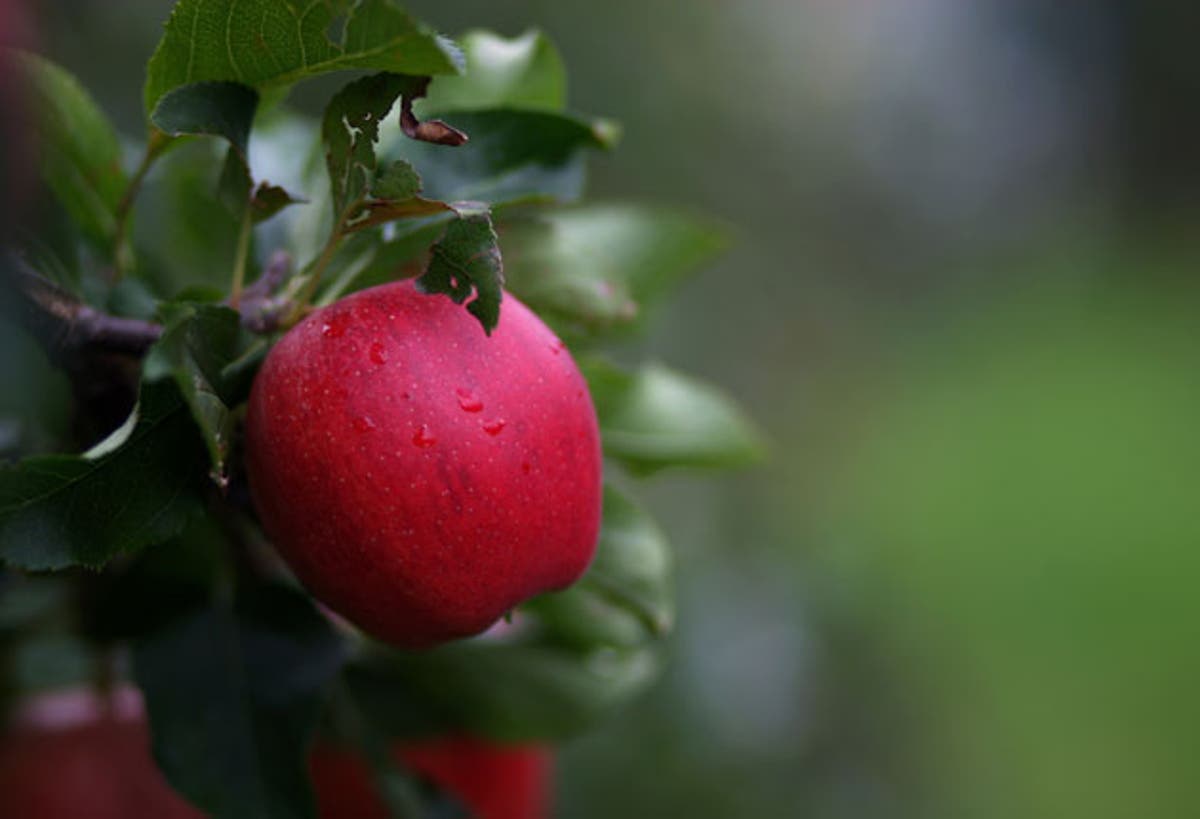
[0,688,204,819]
[310,737,553,819]
[244,280,603,648]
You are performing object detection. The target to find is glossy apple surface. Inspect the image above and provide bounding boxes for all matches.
[0,687,204,819]
[310,736,553,819]
[245,280,602,648]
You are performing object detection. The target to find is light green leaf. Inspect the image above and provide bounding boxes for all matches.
[502,205,728,338]
[144,0,463,115]
[346,641,659,742]
[381,109,608,206]
[423,29,566,112]
[584,359,764,474]
[525,485,673,649]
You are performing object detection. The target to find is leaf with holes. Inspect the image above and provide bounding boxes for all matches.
[416,203,503,334]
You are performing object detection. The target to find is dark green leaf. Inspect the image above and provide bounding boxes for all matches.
[346,640,658,742]
[151,81,258,156]
[416,203,503,334]
[144,0,463,116]
[422,29,566,112]
[12,50,126,252]
[502,205,729,338]
[134,584,346,819]
[524,485,673,649]
[153,83,301,227]
[381,110,607,206]
[250,181,305,225]
[0,382,205,570]
[143,303,245,482]
[583,359,764,474]
[84,515,222,645]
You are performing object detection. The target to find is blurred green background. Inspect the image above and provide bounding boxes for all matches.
[17,1,1200,817]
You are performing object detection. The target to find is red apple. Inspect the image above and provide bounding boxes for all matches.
[244,280,602,648]
[310,736,553,819]
[0,687,204,819]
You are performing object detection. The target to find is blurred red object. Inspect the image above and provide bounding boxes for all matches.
[311,736,554,819]
[0,0,35,226]
[0,687,205,819]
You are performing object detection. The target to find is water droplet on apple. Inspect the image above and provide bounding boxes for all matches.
[549,338,566,355]
[482,418,506,436]
[321,317,346,338]
[352,416,376,433]
[369,342,387,365]
[412,424,437,448]
[521,461,532,474]
[455,387,483,412]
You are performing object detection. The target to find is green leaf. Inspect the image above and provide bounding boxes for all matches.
[131,139,243,295]
[381,109,607,206]
[0,382,206,570]
[502,205,729,338]
[12,50,127,252]
[416,203,504,334]
[134,583,346,819]
[144,0,463,116]
[525,485,673,649]
[151,81,258,155]
[584,359,764,474]
[322,72,426,218]
[143,303,245,483]
[422,29,566,112]
[372,160,423,201]
[346,641,659,742]
[153,82,301,227]
[250,181,305,224]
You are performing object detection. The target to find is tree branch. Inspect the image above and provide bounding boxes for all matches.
[5,258,162,359]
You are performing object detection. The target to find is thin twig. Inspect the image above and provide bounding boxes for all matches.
[112,129,174,280]
[6,257,163,357]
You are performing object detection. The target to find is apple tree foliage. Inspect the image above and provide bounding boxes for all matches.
[0,2,762,816]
